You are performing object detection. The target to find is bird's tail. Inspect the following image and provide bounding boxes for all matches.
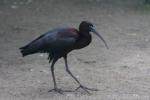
[19,46,30,57]
[19,42,41,57]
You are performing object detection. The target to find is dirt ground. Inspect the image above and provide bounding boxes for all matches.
[0,0,150,100]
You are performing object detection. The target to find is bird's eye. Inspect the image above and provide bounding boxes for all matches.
[89,23,94,28]
[89,25,94,29]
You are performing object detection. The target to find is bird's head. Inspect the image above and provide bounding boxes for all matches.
[79,21,109,49]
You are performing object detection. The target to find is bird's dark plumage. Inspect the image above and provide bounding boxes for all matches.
[20,28,79,59]
[20,21,108,94]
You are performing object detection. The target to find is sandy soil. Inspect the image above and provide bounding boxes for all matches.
[0,0,150,100]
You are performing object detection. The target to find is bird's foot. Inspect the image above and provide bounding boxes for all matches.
[48,88,73,94]
[75,85,98,94]
[48,88,63,94]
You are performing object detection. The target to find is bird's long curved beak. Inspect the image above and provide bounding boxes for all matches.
[91,27,109,49]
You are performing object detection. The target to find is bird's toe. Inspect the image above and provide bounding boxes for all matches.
[75,85,98,94]
[48,88,64,94]
[48,88,73,94]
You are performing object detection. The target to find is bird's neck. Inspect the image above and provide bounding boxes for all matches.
[75,31,92,49]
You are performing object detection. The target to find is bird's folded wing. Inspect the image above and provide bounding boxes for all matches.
[20,29,77,53]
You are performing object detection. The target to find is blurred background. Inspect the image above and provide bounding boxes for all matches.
[0,0,150,100]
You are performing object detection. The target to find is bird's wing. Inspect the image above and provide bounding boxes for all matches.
[20,28,79,55]
[43,28,79,51]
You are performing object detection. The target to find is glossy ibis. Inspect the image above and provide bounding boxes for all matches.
[20,21,108,94]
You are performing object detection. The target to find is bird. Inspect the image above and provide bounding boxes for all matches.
[19,21,108,94]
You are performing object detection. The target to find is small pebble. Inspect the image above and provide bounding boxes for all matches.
[11,5,18,9]
[76,75,79,78]
[137,54,140,58]
[29,68,34,72]
[133,94,139,97]
[40,70,49,74]
[145,38,149,42]
[37,80,41,83]
[39,54,44,57]
[66,93,74,97]
[127,33,137,36]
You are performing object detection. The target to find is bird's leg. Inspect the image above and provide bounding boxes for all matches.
[48,58,73,94]
[64,56,98,94]
[48,58,63,94]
